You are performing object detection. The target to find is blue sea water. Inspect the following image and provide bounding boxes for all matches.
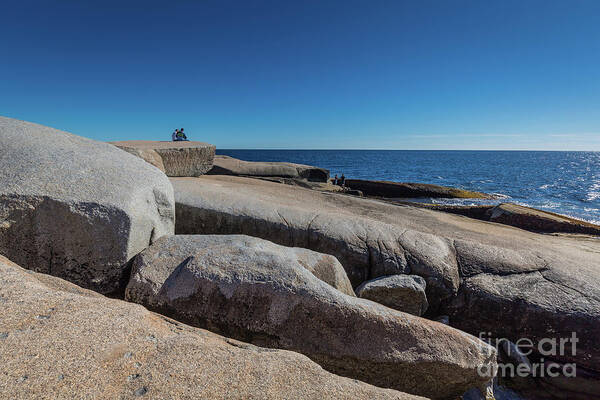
[217,150,600,224]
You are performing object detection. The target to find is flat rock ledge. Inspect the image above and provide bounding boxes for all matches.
[0,255,419,400]
[111,140,216,177]
[415,202,600,236]
[345,179,492,199]
[488,203,600,236]
[208,155,330,182]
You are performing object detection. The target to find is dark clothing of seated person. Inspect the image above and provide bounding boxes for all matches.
[172,128,188,141]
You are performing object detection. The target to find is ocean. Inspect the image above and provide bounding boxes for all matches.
[216,150,600,225]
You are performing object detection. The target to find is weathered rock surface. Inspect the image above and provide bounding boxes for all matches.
[125,234,496,399]
[488,203,600,236]
[445,262,600,398]
[0,117,175,294]
[171,175,600,397]
[356,275,428,316]
[0,255,417,400]
[208,155,329,182]
[345,179,491,199]
[111,140,216,177]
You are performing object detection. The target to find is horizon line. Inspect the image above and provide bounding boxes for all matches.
[215,148,600,152]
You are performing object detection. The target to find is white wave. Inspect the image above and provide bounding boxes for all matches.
[515,201,560,209]
[586,191,600,202]
[586,181,600,202]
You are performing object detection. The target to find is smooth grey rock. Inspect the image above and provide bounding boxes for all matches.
[111,140,216,177]
[171,175,600,397]
[0,117,175,294]
[0,255,417,400]
[208,155,329,182]
[172,176,460,311]
[125,234,497,399]
[356,275,428,316]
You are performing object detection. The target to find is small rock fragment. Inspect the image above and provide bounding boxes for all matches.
[356,275,428,316]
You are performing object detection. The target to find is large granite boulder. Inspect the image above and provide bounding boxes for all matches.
[344,179,491,199]
[208,155,329,182]
[111,140,216,177]
[356,275,428,316]
[0,117,175,294]
[125,234,496,399]
[0,255,417,400]
[171,175,600,397]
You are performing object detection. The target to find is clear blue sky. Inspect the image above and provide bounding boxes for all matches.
[1,0,599,150]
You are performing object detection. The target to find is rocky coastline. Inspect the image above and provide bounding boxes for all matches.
[1,116,599,399]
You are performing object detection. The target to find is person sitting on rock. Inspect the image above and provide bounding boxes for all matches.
[177,128,188,141]
[172,129,179,141]
[173,128,188,141]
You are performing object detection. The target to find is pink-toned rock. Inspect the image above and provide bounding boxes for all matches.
[0,254,419,400]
